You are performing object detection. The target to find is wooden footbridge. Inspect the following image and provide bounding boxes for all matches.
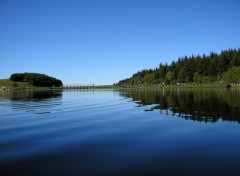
[63,84,94,89]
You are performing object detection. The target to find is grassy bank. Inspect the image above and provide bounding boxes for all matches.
[0,79,31,89]
[117,83,240,89]
[2,78,239,91]
[94,85,119,89]
[0,79,56,90]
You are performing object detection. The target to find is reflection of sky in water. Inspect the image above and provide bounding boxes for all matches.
[11,99,62,114]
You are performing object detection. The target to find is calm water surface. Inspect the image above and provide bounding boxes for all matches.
[0,89,240,176]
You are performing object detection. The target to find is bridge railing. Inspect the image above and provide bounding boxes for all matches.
[63,84,94,89]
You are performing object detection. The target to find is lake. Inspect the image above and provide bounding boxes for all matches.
[0,88,240,176]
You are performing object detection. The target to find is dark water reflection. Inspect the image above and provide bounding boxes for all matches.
[1,90,63,101]
[0,90,62,114]
[119,88,240,123]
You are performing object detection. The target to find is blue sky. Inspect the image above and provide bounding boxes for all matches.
[1,0,240,85]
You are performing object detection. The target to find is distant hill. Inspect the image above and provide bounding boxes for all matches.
[117,49,240,85]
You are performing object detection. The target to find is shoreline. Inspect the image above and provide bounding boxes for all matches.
[1,85,240,92]
[1,78,240,91]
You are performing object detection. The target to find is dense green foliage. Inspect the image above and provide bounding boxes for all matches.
[10,73,63,87]
[222,66,240,83]
[118,49,240,85]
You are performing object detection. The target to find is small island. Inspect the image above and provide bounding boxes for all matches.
[0,72,62,90]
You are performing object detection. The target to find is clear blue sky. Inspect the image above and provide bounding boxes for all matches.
[1,0,240,85]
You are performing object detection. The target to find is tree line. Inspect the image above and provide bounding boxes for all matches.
[117,49,240,85]
[10,73,63,87]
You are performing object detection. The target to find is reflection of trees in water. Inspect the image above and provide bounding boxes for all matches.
[8,90,63,101]
[0,90,63,114]
[120,89,240,123]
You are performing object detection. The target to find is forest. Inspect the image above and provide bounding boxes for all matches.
[117,49,240,86]
[10,73,63,87]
